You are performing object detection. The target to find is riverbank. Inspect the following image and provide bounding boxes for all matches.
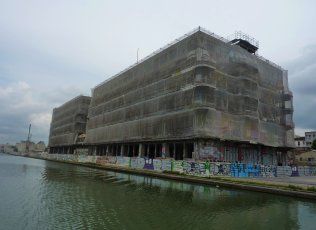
[3,152,315,229]
[10,152,316,200]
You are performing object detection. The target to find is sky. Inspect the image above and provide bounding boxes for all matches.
[0,0,315,144]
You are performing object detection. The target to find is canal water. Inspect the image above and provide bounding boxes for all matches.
[0,153,315,230]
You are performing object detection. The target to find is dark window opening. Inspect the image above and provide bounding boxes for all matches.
[134,145,139,157]
[169,143,174,158]
[128,144,133,157]
[155,143,162,158]
[148,144,155,159]
[175,143,184,160]
[186,143,194,159]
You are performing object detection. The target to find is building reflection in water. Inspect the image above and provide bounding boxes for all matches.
[38,160,310,229]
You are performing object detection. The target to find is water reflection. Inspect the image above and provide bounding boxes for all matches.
[0,153,315,230]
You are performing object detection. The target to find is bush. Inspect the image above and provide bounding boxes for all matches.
[312,140,316,150]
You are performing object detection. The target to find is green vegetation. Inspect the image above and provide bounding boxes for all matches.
[312,139,316,150]
[307,186,316,192]
[288,184,302,190]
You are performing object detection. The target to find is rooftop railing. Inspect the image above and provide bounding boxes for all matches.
[93,27,285,91]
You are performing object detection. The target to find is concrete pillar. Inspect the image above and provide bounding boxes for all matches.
[193,141,200,160]
[183,142,187,159]
[132,145,136,157]
[138,143,143,157]
[154,144,157,158]
[120,145,124,156]
[174,143,176,160]
[106,145,109,156]
[162,143,169,158]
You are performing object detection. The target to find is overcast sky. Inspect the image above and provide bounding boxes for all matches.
[0,0,315,144]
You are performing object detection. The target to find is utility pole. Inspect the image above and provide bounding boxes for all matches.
[26,124,31,153]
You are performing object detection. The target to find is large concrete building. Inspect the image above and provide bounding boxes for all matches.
[83,28,294,165]
[49,95,91,154]
[49,28,294,165]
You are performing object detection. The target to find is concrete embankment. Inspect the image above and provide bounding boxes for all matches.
[11,153,316,200]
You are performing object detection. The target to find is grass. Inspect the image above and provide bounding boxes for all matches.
[288,184,302,191]
[307,186,316,192]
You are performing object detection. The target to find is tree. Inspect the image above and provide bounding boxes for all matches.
[312,139,316,150]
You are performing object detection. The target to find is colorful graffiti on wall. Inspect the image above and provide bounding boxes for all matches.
[38,153,316,178]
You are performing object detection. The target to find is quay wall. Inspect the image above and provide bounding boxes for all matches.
[27,153,316,178]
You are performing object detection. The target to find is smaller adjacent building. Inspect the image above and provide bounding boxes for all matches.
[0,144,16,154]
[16,141,35,152]
[35,141,46,152]
[16,141,46,153]
[48,95,91,154]
[305,131,316,148]
[294,136,308,151]
[294,131,316,151]
[295,150,316,165]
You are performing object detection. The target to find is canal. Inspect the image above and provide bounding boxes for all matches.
[0,153,315,230]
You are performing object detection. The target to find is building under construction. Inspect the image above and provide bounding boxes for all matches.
[49,95,91,154]
[49,28,294,165]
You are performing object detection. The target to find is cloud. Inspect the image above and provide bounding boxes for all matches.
[285,44,316,134]
[1,0,316,143]
[0,80,85,144]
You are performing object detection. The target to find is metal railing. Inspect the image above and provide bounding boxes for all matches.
[93,27,284,91]
[227,31,259,48]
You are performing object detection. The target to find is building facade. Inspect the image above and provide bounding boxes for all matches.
[294,136,308,151]
[82,28,294,165]
[295,150,316,165]
[305,131,316,148]
[48,95,91,154]
[16,141,35,152]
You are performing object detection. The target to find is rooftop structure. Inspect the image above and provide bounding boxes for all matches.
[228,31,259,54]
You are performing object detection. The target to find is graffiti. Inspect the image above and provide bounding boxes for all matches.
[230,164,264,178]
[209,163,231,176]
[199,146,223,161]
[116,157,130,167]
[131,157,145,169]
[231,163,247,177]
[259,165,276,177]
[39,154,316,178]
[161,159,172,171]
[182,161,209,177]
[276,166,292,177]
[291,166,299,177]
[96,156,117,165]
[153,159,162,171]
[143,158,154,170]
[173,161,183,173]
